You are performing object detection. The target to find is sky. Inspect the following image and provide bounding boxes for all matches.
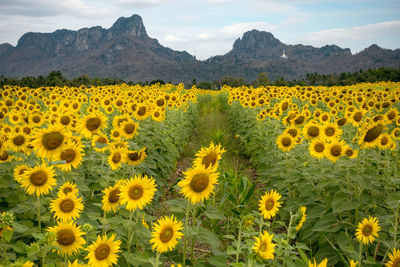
[0,0,399,60]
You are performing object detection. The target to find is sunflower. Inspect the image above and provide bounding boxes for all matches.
[0,151,12,163]
[31,124,69,160]
[133,103,151,121]
[57,181,79,197]
[252,231,276,260]
[258,189,282,220]
[119,120,139,139]
[322,122,342,140]
[57,143,84,172]
[47,221,85,256]
[308,258,328,267]
[80,112,107,138]
[193,142,226,170]
[276,133,296,152]
[7,131,29,153]
[50,193,84,222]
[358,122,384,149]
[102,181,124,213]
[325,139,346,163]
[385,248,400,267]
[124,147,147,166]
[119,175,157,211]
[149,215,184,253]
[108,147,126,170]
[86,234,121,267]
[67,259,87,267]
[377,133,393,150]
[22,261,34,267]
[152,109,165,122]
[112,115,130,129]
[355,216,381,244]
[309,138,327,159]
[13,164,31,185]
[20,163,56,196]
[178,165,219,204]
[92,134,109,153]
[344,146,358,159]
[296,206,307,231]
[349,259,359,267]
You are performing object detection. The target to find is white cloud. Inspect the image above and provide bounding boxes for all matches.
[221,22,276,38]
[163,34,183,42]
[300,21,400,52]
[111,0,172,8]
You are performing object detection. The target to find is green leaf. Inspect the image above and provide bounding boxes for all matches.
[196,227,220,251]
[332,192,360,213]
[12,222,29,233]
[205,205,225,220]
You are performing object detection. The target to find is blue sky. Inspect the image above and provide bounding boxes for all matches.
[0,0,399,60]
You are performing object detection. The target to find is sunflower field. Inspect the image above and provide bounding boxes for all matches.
[0,81,399,267]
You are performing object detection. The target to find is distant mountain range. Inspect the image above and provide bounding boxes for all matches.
[0,14,399,83]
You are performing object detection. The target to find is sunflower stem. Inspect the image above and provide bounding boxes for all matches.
[183,200,191,267]
[154,252,160,267]
[190,206,196,263]
[355,150,361,224]
[102,210,107,235]
[358,243,363,263]
[36,195,41,230]
[236,221,242,263]
[283,211,293,266]
[127,211,134,254]
[394,202,399,247]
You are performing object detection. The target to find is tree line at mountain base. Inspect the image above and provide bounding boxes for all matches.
[1,66,399,89]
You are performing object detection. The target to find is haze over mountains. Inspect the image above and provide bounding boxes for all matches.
[0,14,399,83]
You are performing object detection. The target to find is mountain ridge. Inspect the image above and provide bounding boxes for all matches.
[0,14,399,82]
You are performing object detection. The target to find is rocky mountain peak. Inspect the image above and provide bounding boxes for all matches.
[232,30,282,52]
[110,14,148,39]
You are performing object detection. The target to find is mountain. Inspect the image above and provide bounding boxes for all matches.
[1,15,399,82]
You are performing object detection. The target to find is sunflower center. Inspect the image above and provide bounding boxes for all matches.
[137,107,146,116]
[0,152,9,161]
[112,152,121,164]
[337,118,346,126]
[353,112,363,122]
[156,99,165,107]
[201,152,218,168]
[124,123,136,134]
[381,136,388,146]
[60,199,75,213]
[23,127,31,135]
[307,126,319,137]
[95,244,110,261]
[282,137,292,147]
[60,116,71,125]
[314,143,324,153]
[116,100,123,106]
[391,258,400,267]
[364,124,383,142]
[57,229,76,246]
[325,127,335,137]
[60,149,76,163]
[42,132,64,150]
[259,242,267,252]
[362,225,372,236]
[265,198,275,211]
[112,131,120,138]
[86,118,101,132]
[159,226,174,243]
[153,111,160,117]
[63,187,73,194]
[19,168,27,175]
[128,152,140,161]
[30,170,48,186]
[128,185,143,200]
[97,137,107,144]
[189,173,210,193]
[330,145,342,157]
[108,188,121,203]
[345,149,354,157]
[294,116,305,125]
[13,135,25,146]
[287,129,298,137]
[32,115,41,123]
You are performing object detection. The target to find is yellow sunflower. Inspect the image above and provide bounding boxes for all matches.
[252,230,276,260]
[7,131,29,153]
[349,259,359,267]
[377,133,393,150]
[355,216,381,244]
[108,147,126,170]
[193,142,226,170]
[119,175,157,211]
[258,189,282,220]
[79,112,108,138]
[13,164,31,185]
[344,146,358,159]
[309,138,327,159]
[308,258,328,267]
[57,181,79,197]
[385,248,400,267]
[50,193,84,222]
[303,121,321,140]
[92,134,109,153]
[325,139,346,163]
[296,206,307,231]
[358,122,384,149]
[57,143,84,172]
[177,165,219,204]
[133,103,152,121]
[322,122,342,140]
[119,120,139,139]
[47,221,85,256]
[151,109,165,122]
[85,234,121,267]
[149,215,184,253]
[67,259,87,267]
[276,133,296,152]
[20,163,56,196]
[31,124,69,160]
[102,181,124,213]
[124,147,147,166]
